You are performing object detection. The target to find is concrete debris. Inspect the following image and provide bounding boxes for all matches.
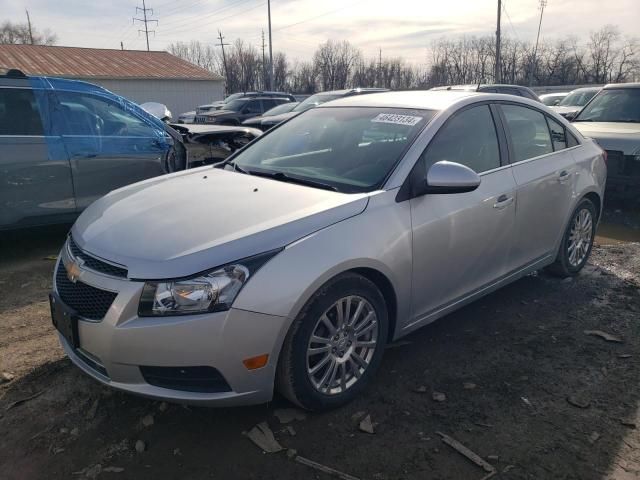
[584,330,623,343]
[566,396,590,409]
[432,391,447,402]
[359,414,375,434]
[135,440,146,453]
[1,372,15,384]
[588,432,601,444]
[141,414,155,427]
[103,467,124,473]
[245,422,283,453]
[463,382,477,390]
[273,408,307,424]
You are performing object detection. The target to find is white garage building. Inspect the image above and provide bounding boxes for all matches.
[0,44,224,117]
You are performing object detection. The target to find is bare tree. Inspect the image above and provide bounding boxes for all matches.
[313,40,361,90]
[168,41,221,75]
[0,20,56,45]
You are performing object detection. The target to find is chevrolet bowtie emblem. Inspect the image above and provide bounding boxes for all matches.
[67,257,85,283]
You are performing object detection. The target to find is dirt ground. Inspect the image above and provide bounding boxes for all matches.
[1,211,640,480]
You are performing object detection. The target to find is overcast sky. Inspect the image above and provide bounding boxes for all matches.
[3,0,638,64]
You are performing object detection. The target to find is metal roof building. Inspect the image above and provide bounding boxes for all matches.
[0,44,224,117]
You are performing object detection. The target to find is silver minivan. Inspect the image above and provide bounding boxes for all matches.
[51,91,606,411]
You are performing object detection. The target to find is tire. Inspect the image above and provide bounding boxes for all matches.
[276,273,388,411]
[546,198,597,277]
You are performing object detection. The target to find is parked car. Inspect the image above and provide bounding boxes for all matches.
[0,69,254,229]
[177,111,196,124]
[430,84,541,102]
[242,102,299,130]
[168,123,262,168]
[259,88,389,130]
[196,91,297,115]
[194,97,291,125]
[540,92,570,106]
[551,86,601,120]
[52,90,605,410]
[572,83,640,201]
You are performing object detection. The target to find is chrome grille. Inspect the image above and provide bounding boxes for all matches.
[55,263,118,320]
[68,236,128,278]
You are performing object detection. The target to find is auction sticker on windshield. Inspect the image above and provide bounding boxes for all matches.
[372,113,423,126]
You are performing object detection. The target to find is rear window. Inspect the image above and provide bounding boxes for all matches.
[0,88,43,135]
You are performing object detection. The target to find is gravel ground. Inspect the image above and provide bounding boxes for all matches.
[1,219,639,480]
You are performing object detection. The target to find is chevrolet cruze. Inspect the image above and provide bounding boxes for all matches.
[51,91,606,411]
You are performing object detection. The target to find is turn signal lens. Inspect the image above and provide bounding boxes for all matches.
[243,354,269,370]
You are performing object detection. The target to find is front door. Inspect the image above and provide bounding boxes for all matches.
[498,103,577,266]
[53,91,171,210]
[409,104,517,323]
[0,85,75,228]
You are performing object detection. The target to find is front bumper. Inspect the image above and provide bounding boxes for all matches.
[53,247,289,406]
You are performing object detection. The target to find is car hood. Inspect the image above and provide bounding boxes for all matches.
[202,109,236,118]
[573,122,640,154]
[261,111,298,124]
[72,168,368,279]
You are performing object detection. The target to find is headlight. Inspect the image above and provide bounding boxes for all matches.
[138,250,280,316]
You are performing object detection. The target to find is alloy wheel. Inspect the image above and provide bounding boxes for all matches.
[306,295,379,395]
[567,208,593,267]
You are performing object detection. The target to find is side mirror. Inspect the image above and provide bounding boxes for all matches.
[419,161,481,195]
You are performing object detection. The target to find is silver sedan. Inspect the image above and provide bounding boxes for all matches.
[51,91,606,411]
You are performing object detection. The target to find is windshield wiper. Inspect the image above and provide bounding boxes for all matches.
[217,159,249,174]
[246,170,338,191]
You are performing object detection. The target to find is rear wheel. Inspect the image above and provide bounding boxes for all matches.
[276,273,388,411]
[547,198,596,277]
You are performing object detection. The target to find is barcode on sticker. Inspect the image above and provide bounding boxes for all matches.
[371,113,423,126]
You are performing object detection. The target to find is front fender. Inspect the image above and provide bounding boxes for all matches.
[233,189,413,339]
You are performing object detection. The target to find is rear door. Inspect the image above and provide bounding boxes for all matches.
[498,103,577,267]
[52,90,171,210]
[0,83,75,228]
[409,104,517,322]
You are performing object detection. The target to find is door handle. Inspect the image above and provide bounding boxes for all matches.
[558,170,571,182]
[493,194,514,209]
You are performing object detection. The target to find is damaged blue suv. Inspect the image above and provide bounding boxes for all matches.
[0,69,186,230]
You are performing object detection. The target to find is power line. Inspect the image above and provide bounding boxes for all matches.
[159,0,256,32]
[273,0,367,32]
[501,0,520,41]
[133,0,158,51]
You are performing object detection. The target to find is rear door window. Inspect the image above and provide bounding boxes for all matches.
[0,88,44,135]
[546,117,567,151]
[422,105,501,174]
[500,104,553,162]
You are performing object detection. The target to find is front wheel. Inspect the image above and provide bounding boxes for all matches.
[547,198,597,277]
[276,273,388,411]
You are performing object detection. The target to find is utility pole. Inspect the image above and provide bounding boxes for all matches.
[529,0,548,86]
[495,0,501,83]
[133,0,157,52]
[267,0,274,90]
[378,48,382,87]
[25,10,34,45]
[216,30,230,95]
[261,30,267,89]
[121,41,124,50]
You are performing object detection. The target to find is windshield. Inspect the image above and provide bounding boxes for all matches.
[224,93,244,103]
[541,94,565,106]
[230,107,435,193]
[574,89,640,123]
[292,93,343,112]
[263,102,297,116]
[224,99,249,112]
[559,89,598,107]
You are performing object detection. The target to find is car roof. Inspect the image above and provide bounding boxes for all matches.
[603,82,640,90]
[317,90,478,110]
[570,86,601,92]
